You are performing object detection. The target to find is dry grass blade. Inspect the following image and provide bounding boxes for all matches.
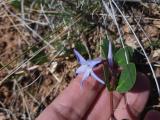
[0,15,81,86]
[40,4,54,31]
[21,73,42,90]
[20,0,25,20]
[14,80,32,120]
[102,0,129,64]
[0,108,17,120]
[116,0,160,3]
[3,3,55,50]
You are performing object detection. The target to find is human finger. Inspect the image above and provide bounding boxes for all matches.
[36,63,106,120]
[114,73,150,120]
[85,88,122,120]
[85,73,150,120]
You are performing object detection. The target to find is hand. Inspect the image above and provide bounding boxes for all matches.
[36,64,160,120]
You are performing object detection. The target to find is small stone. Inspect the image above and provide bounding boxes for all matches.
[48,62,58,73]
[152,49,160,58]
[153,20,160,29]
[127,17,133,24]
[123,24,136,33]
[124,34,138,49]
[144,25,159,37]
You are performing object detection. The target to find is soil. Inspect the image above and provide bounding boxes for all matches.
[0,2,159,120]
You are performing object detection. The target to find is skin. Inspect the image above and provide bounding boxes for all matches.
[36,64,160,120]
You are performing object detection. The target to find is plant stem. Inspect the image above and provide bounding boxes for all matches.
[109,70,117,120]
[110,91,114,120]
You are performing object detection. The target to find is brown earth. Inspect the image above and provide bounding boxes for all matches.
[0,2,159,120]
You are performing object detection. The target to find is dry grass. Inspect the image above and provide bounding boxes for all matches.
[0,0,159,119]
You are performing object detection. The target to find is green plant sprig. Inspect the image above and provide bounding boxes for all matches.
[101,36,136,93]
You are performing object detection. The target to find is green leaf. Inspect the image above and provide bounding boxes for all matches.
[75,42,86,54]
[10,0,21,9]
[114,46,134,66]
[103,66,111,91]
[116,63,136,93]
[101,36,117,59]
[101,38,109,58]
[31,46,48,65]
[75,42,88,57]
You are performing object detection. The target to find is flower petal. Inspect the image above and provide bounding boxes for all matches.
[76,65,88,74]
[108,41,113,67]
[74,49,86,65]
[87,59,101,67]
[91,71,105,84]
[80,69,90,88]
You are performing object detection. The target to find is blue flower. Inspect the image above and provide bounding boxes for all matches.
[108,41,113,67]
[74,49,105,87]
